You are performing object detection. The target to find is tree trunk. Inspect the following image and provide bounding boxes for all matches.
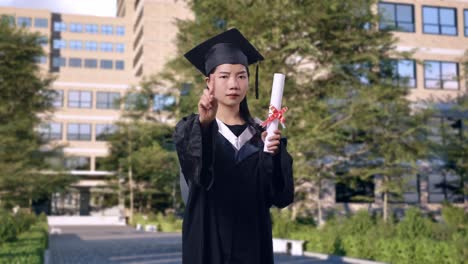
[383,190,388,223]
[129,164,134,224]
[317,177,324,227]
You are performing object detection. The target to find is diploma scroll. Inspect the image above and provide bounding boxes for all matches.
[263,73,286,153]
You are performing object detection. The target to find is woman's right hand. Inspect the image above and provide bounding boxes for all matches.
[198,87,218,127]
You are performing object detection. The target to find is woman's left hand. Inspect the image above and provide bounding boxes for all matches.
[262,129,281,155]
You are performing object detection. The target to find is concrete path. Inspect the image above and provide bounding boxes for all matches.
[48,226,358,264]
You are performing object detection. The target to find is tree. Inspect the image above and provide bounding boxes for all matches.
[103,78,179,221]
[161,0,431,223]
[0,19,72,210]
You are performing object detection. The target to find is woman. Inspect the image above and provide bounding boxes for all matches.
[174,28,294,264]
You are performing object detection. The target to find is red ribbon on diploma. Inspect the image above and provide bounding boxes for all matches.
[261,105,288,128]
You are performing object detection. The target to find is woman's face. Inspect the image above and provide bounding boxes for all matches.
[206,64,249,107]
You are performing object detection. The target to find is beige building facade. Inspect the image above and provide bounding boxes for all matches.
[0,0,192,215]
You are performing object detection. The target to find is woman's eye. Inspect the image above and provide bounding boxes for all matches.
[239,75,247,79]
[220,75,228,79]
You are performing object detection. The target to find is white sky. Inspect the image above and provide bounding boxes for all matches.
[0,0,117,17]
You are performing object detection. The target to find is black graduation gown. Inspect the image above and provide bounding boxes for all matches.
[174,113,294,264]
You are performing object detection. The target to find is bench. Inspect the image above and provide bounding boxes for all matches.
[272,238,305,256]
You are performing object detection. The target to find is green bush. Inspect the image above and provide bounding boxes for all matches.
[0,222,48,264]
[14,211,37,234]
[396,207,433,239]
[0,211,18,244]
[441,203,466,231]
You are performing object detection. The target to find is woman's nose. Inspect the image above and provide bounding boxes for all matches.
[228,77,239,89]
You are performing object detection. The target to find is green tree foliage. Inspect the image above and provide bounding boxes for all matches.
[103,78,179,216]
[162,0,431,222]
[0,19,72,210]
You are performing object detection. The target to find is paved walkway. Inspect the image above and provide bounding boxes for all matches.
[48,226,346,264]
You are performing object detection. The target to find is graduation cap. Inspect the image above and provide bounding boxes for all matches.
[184,28,264,99]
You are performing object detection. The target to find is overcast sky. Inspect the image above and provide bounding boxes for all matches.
[0,0,117,17]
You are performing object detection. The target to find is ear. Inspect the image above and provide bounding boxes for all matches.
[205,76,213,90]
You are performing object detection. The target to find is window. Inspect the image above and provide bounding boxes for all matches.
[100,60,113,69]
[116,26,125,35]
[424,61,459,90]
[53,39,66,49]
[389,174,420,203]
[428,172,463,203]
[125,93,148,110]
[39,123,62,141]
[69,40,82,50]
[52,57,66,67]
[115,43,125,53]
[153,94,175,111]
[69,23,82,32]
[85,41,98,51]
[100,42,113,52]
[34,56,47,64]
[64,156,90,170]
[69,58,82,68]
[336,177,375,203]
[115,60,125,70]
[464,9,468,36]
[85,24,98,33]
[37,36,48,46]
[1,15,15,26]
[95,157,108,171]
[380,59,416,87]
[378,2,414,32]
[84,59,98,68]
[96,92,120,109]
[53,21,66,32]
[67,124,91,141]
[34,18,48,28]
[101,24,113,35]
[423,6,457,35]
[52,90,63,107]
[96,124,117,141]
[17,17,32,27]
[68,90,92,108]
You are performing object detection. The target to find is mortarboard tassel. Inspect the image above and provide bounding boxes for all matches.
[255,63,259,99]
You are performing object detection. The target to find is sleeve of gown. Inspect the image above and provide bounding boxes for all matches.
[264,138,294,208]
[174,113,215,190]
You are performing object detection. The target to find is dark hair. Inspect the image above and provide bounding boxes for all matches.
[208,66,264,134]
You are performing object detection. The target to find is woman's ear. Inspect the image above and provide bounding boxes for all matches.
[205,76,212,90]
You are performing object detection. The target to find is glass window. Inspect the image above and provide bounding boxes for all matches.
[336,177,375,203]
[85,41,98,51]
[115,60,125,70]
[424,61,459,90]
[64,156,90,170]
[423,6,457,35]
[95,124,117,141]
[17,17,32,27]
[125,93,148,110]
[69,58,82,68]
[69,23,82,32]
[100,42,113,52]
[52,90,63,107]
[34,56,47,64]
[116,26,125,35]
[381,59,416,87]
[53,39,66,49]
[52,56,66,67]
[465,10,468,36]
[84,59,97,68]
[85,24,98,33]
[68,90,92,108]
[101,24,113,35]
[378,3,414,32]
[37,36,48,46]
[153,94,176,111]
[428,172,464,203]
[39,123,62,141]
[100,60,113,69]
[115,43,125,53]
[1,15,15,26]
[67,124,91,141]
[96,92,120,109]
[34,18,48,28]
[69,40,82,50]
[53,21,66,32]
